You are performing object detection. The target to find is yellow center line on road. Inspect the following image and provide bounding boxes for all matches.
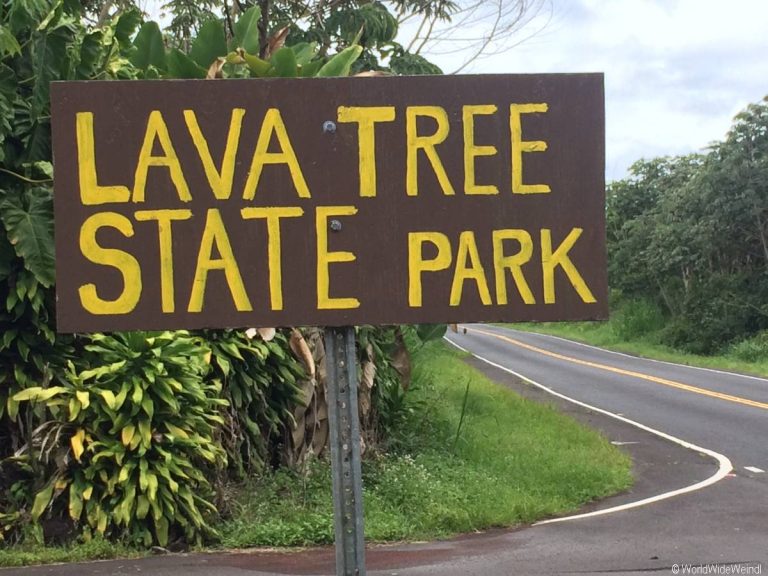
[467,327,768,411]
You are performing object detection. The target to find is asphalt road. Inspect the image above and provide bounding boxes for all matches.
[8,324,768,576]
[455,325,768,469]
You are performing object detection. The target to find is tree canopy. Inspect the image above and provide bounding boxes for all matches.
[607,96,768,354]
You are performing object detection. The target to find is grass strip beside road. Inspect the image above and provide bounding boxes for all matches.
[0,538,143,569]
[219,341,632,547]
[507,321,768,379]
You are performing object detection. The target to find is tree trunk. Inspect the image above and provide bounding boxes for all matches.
[756,210,768,269]
[258,0,271,59]
[656,278,677,316]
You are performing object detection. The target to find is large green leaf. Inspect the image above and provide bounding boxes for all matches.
[316,45,363,77]
[291,42,318,66]
[0,62,15,98]
[233,6,261,55]
[114,8,142,49]
[76,30,104,79]
[0,25,21,57]
[0,63,17,152]
[155,515,169,547]
[299,59,324,77]
[243,52,271,77]
[8,0,48,36]
[69,482,84,521]
[131,21,166,72]
[31,480,55,520]
[0,189,55,287]
[270,47,297,77]
[167,49,206,79]
[21,119,52,164]
[13,386,68,402]
[416,324,448,343]
[31,21,75,122]
[190,19,227,69]
[0,230,13,281]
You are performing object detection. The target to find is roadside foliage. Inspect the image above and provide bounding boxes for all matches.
[607,97,768,355]
[0,0,445,548]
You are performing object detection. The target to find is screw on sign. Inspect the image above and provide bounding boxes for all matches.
[50,74,606,576]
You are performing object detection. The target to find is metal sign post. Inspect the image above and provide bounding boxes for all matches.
[324,326,366,576]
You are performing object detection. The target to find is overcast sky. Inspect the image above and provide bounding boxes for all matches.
[415,0,768,181]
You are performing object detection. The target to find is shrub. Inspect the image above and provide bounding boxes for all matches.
[203,329,303,480]
[610,298,665,340]
[658,274,762,355]
[12,332,226,547]
[729,331,768,362]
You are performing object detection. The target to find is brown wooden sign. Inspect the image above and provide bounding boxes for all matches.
[51,74,606,332]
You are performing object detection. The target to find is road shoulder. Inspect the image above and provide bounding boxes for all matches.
[462,353,719,516]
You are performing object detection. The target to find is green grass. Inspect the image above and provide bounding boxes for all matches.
[508,320,768,378]
[219,341,632,547]
[0,538,143,568]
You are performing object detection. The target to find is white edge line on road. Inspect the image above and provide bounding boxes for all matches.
[744,466,764,473]
[444,336,734,525]
[498,326,768,384]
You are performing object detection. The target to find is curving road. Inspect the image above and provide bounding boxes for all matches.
[10,324,768,576]
[453,325,768,472]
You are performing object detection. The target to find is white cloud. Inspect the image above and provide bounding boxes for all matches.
[416,0,768,180]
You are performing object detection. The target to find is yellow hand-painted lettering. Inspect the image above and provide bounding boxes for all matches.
[463,105,499,195]
[76,112,131,205]
[541,228,596,304]
[408,232,452,307]
[493,229,535,304]
[243,108,310,200]
[406,106,456,197]
[184,109,245,201]
[338,106,396,198]
[316,206,360,310]
[78,212,141,314]
[449,231,492,306]
[134,209,192,313]
[510,103,550,194]
[188,208,252,312]
[241,207,304,311]
[133,110,192,203]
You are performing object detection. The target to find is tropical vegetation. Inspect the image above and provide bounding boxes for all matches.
[603,97,768,357]
[0,0,452,551]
